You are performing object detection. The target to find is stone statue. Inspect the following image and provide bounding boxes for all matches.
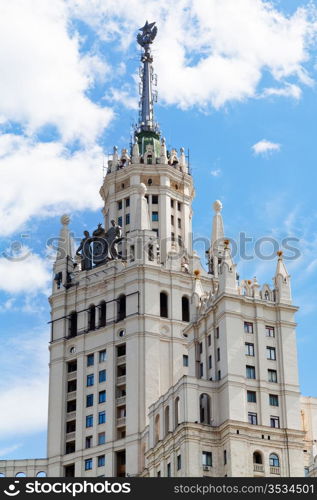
[92,223,107,266]
[105,219,122,260]
[76,230,92,271]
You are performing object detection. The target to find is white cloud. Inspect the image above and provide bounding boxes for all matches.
[107,88,138,110]
[67,0,317,109]
[0,134,104,235]
[262,84,302,99]
[0,444,21,458]
[210,168,221,177]
[0,252,50,294]
[0,0,113,144]
[252,139,281,155]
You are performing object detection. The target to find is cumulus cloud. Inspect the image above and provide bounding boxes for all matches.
[262,84,302,100]
[0,251,50,294]
[210,168,222,177]
[67,0,317,109]
[252,139,281,155]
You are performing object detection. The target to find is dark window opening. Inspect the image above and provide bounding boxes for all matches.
[69,312,77,338]
[117,295,126,322]
[99,301,106,327]
[160,292,168,318]
[182,296,190,322]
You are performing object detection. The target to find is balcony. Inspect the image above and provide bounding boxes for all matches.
[66,411,76,420]
[67,391,77,400]
[117,417,126,427]
[66,432,76,441]
[270,466,280,475]
[253,464,264,473]
[117,375,126,385]
[117,355,126,365]
[116,396,126,406]
[67,372,77,381]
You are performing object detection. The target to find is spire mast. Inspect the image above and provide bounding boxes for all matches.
[137,21,158,133]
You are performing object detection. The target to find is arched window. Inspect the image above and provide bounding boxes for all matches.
[155,414,160,444]
[253,452,263,464]
[69,312,77,338]
[199,393,211,424]
[88,305,96,331]
[164,406,170,436]
[264,290,270,300]
[36,471,47,477]
[182,296,190,322]
[160,292,168,318]
[174,397,180,427]
[117,295,126,322]
[16,472,26,477]
[269,453,280,467]
[99,301,106,327]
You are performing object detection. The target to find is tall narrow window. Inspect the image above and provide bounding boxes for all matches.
[182,296,190,322]
[69,312,77,338]
[99,301,106,327]
[88,305,96,331]
[160,292,168,318]
[174,397,180,427]
[199,393,211,424]
[244,322,253,333]
[117,295,126,322]
[164,406,170,435]
[246,365,256,379]
[248,412,257,425]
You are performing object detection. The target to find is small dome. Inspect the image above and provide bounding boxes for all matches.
[213,200,222,213]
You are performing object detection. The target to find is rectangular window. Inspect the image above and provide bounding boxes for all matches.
[118,216,122,227]
[97,455,105,467]
[217,369,221,380]
[208,355,212,369]
[178,235,182,247]
[98,411,106,424]
[87,354,94,367]
[170,199,174,208]
[118,200,122,210]
[266,326,275,337]
[245,343,255,356]
[167,463,171,477]
[267,346,276,360]
[177,218,181,228]
[224,450,227,465]
[177,202,181,211]
[67,360,77,373]
[67,400,76,412]
[66,420,76,433]
[99,350,106,362]
[98,432,106,445]
[202,451,212,467]
[247,390,256,403]
[200,363,204,378]
[86,415,93,428]
[125,198,130,207]
[270,416,280,428]
[171,215,174,225]
[208,334,211,346]
[99,390,106,403]
[171,232,175,242]
[99,370,106,383]
[87,374,94,387]
[268,369,278,383]
[177,454,181,470]
[125,213,130,225]
[183,355,189,367]
[86,394,94,407]
[152,195,158,204]
[246,365,256,379]
[85,458,93,471]
[217,348,220,361]
[85,436,92,449]
[67,380,77,393]
[199,342,203,354]
[216,327,219,339]
[269,394,279,406]
[244,322,253,333]
[248,412,257,425]
[152,211,159,222]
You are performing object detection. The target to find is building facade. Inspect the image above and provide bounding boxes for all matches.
[1,22,317,478]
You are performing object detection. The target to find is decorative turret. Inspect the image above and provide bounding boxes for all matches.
[218,239,238,295]
[53,215,74,290]
[274,250,292,304]
[207,200,225,277]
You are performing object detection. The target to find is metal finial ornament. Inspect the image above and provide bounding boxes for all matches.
[136,21,159,134]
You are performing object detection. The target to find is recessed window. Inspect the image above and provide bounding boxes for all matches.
[87,374,94,387]
[85,458,93,471]
[171,215,174,225]
[217,348,220,361]
[85,436,92,449]
[67,400,76,412]
[66,420,76,433]
[246,365,256,379]
[177,454,181,470]
[98,455,105,467]
[167,463,171,477]
[177,218,181,229]
[99,350,106,363]
[224,450,227,465]
[266,326,275,337]
[65,441,75,454]
[118,200,122,210]
[199,342,203,354]
[87,354,94,367]
[86,394,94,407]
[269,394,279,406]
[67,380,77,393]
[270,416,280,428]
[217,369,221,380]
[202,451,212,467]
[125,198,130,208]
[125,213,130,225]
[248,412,257,425]
[269,453,280,467]
[244,322,253,334]
[98,411,106,424]
[118,329,125,337]
[152,211,159,222]
[208,355,212,369]
[245,343,255,356]
[69,312,77,338]
[67,360,77,373]
[208,334,211,346]
[147,178,153,185]
[70,346,76,354]
[183,355,189,367]
[177,202,181,211]
[98,432,106,445]
[86,415,93,428]
[99,370,106,383]
[160,292,168,318]
[99,390,106,404]
[182,296,190,322]
[152,195,158,204]
[267,346,276,360]
[200,363,204,378]
[118,216,122,227]
[170,199,174,208]
[268,369,278,383]
[247,391,256,403]
[216,327,219,339]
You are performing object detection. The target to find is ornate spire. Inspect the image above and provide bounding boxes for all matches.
[207,200,225,276]
[274,250,292,304]
[137,21,159,134]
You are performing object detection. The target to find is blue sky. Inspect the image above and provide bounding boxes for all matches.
[1,0,317,460]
